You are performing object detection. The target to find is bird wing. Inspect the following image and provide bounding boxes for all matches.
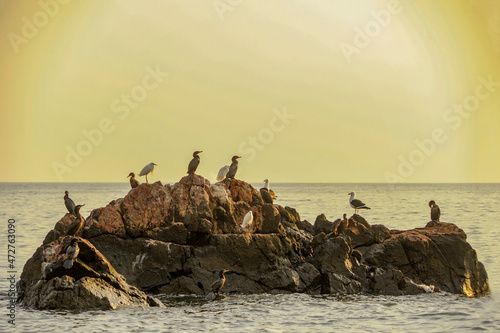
[269,189,277,199]
[225,162,238,179]
[216,166,229,181]
[65,198,76,214]
[188,158,200,174]
[66,244,79,260]
[350,199,367,207]
[211,279,222,293]
[139,164,151,176]
[260,188,273,204]
[131,178,140,188]
[431,205,441,220]
[241,211,253,228]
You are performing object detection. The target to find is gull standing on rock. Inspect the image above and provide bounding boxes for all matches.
[187,151,203,175]
[127,172,140,188]
[260,186,274,204]
[224,156,241,180]
[64,191,76,215]
[241,211,253,233]
[139,162,157,183]
[429,200,441,222]
[206,269,229,301]
[348,192,371,214]
[66,204,85,236]
[63,238,80,269]
[263,179,277,200]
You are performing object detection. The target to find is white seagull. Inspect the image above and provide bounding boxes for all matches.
[263,179,277,200]
[139,162,157,183]
[348,192,371,214]
[241,211,253,233]
[216,165,230,182]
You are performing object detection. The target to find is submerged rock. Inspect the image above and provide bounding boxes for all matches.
[20,177,490,310]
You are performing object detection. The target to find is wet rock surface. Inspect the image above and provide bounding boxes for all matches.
[19,176,490,310]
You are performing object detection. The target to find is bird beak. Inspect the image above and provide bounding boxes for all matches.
[153,163,157,166]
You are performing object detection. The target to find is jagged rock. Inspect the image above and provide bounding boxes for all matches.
[361,222,489,297]
[23,176,490,305]
[313,214,335,235]
[322,273,362,294]
[18,236,163,310]
[343,215,376,248]
[296,220,314,234]
[259,204,283,234]
[296,262,322,291]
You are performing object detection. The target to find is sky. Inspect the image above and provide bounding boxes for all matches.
[0,0,499,183]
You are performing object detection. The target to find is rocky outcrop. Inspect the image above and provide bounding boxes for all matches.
[359,221,489,297]
[18,236,163,310]
[19,175,490,310]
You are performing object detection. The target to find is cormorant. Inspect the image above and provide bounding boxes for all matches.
[206,269,229,301]
[241,211,253,233]
[429,200,440,222]
[64,191,76,215]
[338,213,348,234]
[66,204,85,236]
[127,172,140,188]
[63,238,80,269]
[216,165,230,182]
[260,187,273,204]
[263,179,277,200]
[348,192,371,214]
[139,162,157,183]
[187,151,203,175]
[224,156,241,180]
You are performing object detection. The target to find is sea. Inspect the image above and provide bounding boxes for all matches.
[0,182,499,332]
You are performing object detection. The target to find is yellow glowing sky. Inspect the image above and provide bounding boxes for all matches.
[0,0,499,183]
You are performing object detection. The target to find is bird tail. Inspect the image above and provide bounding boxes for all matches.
[205,292,216,301]
[63,259,73,269]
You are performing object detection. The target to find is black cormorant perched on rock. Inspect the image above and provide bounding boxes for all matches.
[139,162,157,183]
[338,213,348,234]
[206,269,229,301]
[64,191,76,215]
[63,238,80,269]
[260,187,273,204]
[224,156,241,180]
[127,172,140,188]
[348,192,371,214]
[429,200,440,222]
[187,151,203,175]
[66,204,85,236]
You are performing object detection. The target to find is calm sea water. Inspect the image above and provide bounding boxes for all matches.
[0,182,499,332]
